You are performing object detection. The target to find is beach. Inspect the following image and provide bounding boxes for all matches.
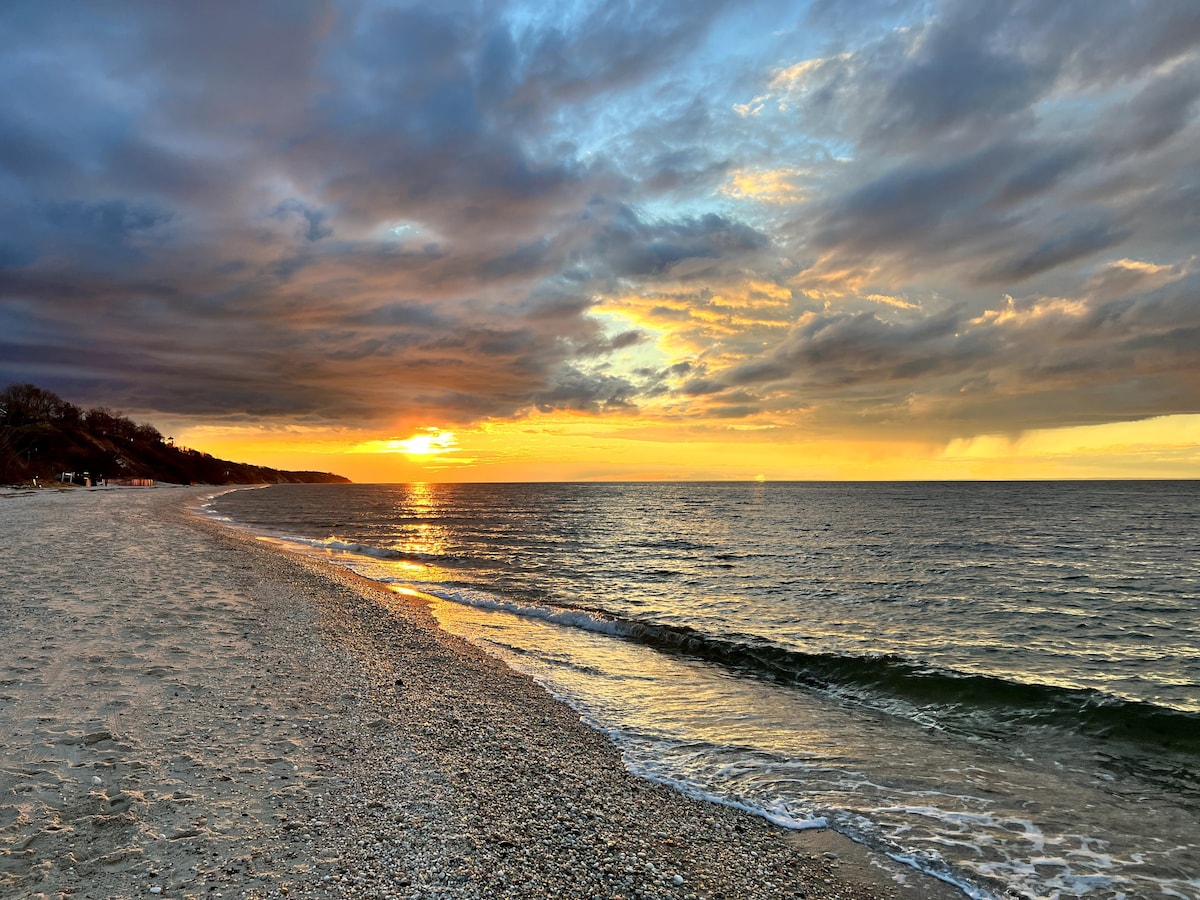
[0,486,960,899]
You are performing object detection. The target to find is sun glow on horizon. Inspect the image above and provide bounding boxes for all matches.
[361,429,459,457]
[169,411,1200,484]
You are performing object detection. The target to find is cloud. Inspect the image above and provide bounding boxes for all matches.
[578,205,771,281]
[677,262,1200,436]
[0,1,755,426]
[974,222,1133,285]
[0,0,1197,450]
[745,1,1200,295]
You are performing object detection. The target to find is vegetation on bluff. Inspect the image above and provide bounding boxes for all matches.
[0,383,349,485]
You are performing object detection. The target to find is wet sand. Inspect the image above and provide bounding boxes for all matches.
[0,486,963,899]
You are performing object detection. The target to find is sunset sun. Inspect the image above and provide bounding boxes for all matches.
[385,430,457,457]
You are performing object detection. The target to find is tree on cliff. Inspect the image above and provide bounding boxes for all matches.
[0,382,348,485]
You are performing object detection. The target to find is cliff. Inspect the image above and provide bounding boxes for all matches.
[0,383,350,485]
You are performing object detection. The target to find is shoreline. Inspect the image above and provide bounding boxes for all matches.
[1,487,964,899]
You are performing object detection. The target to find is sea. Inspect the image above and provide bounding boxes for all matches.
[205,481,1200,900]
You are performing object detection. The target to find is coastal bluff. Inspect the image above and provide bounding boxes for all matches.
[1,383,349,486]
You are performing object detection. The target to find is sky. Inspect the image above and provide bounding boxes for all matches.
[1,0,1199,482]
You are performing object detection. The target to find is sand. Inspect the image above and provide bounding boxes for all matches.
[0,486,963,899]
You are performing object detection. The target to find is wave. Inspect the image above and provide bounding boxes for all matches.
[271,534,492,569]
[287,535,432,563]
[425,587,1200,758]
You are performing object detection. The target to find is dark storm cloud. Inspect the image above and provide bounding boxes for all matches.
[0,0,754,427]
[530,367,639,414]
[719,308,966,391]
[274,200,334,243]
[974,222,1132,286]
[580,205,770,281]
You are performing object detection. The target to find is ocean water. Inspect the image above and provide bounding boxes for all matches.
[207,481,1200,899]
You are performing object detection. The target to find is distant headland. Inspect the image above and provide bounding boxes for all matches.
[0,383,350,486]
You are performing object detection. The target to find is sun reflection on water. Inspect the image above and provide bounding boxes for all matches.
[390,482,449,559]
